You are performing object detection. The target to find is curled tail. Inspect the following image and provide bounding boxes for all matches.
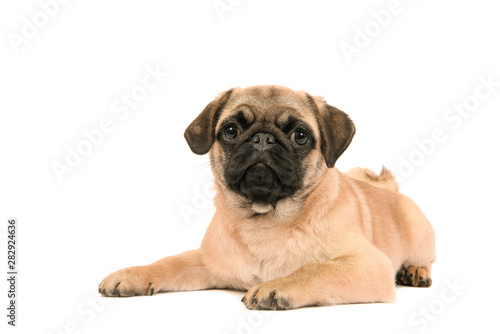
[345,166,399,192]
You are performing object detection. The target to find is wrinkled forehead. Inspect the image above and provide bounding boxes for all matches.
[216,87,318,134]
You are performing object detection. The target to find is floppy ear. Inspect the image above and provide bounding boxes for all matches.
[184,89,233,155]
[307,94,356,168]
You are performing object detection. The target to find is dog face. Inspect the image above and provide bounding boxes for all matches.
[185,85,355,213]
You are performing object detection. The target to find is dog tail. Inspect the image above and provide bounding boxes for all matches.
[345,166,399,192]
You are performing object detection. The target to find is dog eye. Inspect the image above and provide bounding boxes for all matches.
[291,131,308,145]
[224,125,239,140]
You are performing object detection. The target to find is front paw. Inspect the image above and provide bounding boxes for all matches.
[99,266,156,297]
[242,280,294,310]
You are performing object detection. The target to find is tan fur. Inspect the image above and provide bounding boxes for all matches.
[99,85,436,309]
[346,166,399,192]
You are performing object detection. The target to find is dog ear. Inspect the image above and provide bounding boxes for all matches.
[184,89,233,155]
[307,94,356,168]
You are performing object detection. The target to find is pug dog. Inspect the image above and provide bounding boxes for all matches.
[99,85,436,310]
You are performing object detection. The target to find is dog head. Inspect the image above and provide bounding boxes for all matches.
[184,85,355,214]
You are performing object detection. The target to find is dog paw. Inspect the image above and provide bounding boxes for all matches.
[99,266,156,297]
[242,281,294,310]
[396,266,432,287]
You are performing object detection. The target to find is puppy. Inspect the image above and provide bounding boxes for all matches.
[99,85,436,310]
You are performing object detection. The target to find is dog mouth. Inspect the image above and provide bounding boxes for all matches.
[228,161,295,206]
[223,142,302,207]
[241,162,278,191]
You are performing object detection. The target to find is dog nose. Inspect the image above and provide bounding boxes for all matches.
[252,133,276,151]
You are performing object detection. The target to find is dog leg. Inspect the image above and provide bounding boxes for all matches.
[395,194,436,288]
[242,246,396,310]
[396,265,432,287]
[99,249,227,297]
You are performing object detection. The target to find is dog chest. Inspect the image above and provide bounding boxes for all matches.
[233,222,333,284]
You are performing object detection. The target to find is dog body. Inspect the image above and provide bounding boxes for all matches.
[99,85,435,310]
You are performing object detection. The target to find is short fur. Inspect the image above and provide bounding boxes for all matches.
[99,85,436,310]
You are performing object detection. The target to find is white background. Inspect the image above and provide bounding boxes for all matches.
[1,0,499,333]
